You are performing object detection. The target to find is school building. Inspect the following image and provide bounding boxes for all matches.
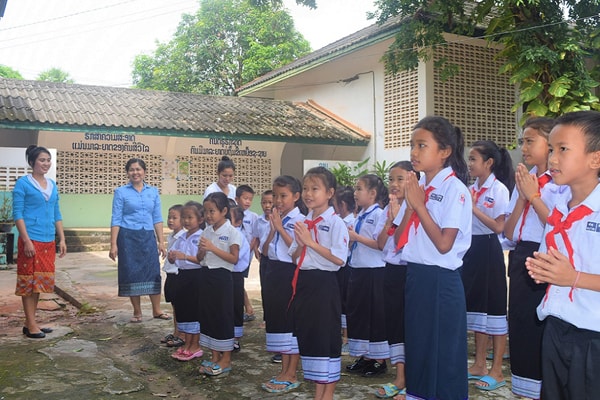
[0,15,518,229]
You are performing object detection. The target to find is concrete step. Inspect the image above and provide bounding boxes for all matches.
[64,229,110,253]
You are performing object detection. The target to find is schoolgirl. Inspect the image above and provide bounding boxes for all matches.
[374,161,418,398]
[167,201,204,361]
[290,166,349,400]
[332,185,356,355]
[261,176,305,393]
[197,192,241,376]
[394,116,471,399]
[461,140,513,391]
[229,204,251,351]
[345,174,389,377]
[504,117,557,399]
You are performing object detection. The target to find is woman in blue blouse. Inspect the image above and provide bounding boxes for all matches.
[109,158,169,323]
[13,145,66,339]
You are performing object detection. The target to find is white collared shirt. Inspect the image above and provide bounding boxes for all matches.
[471,173,510,235]
[537,183,600,332]
[348,204,385,268]
[199,220,241,271]
[242,209,258,244]
[172,229,203,271]
[289,207,349,272]
[163,228,187,274]
[400,167,473,270]
[267,207,304,263]
[377,204,405,265]
[233,226,251,273]
[253,213,271,255]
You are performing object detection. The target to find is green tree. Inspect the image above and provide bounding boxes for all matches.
[132,0,311,95]
[37,68,75,83]
[369,0,600,121]
[0,64,23,79]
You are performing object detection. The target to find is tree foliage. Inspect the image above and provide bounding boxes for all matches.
[132,0,311,95]
[36,67,75,83]
[0,64,23,79]
[369,0,600,121]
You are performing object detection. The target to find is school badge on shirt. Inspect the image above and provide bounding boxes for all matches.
[459,193,466,205]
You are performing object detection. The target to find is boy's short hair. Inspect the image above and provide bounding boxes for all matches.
[555,110,600,153]
[262,189,273,197]
[236,184,255,198]
[168,204,183,213]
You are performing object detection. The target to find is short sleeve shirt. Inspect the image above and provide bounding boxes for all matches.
[199,220,241,271]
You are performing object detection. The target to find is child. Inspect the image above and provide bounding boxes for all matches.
[394,116,471,399]
[261,176,305,393]
[525,110,600,399]
[204,156,236,200]
[161,204,186,348]
[290,166,350,400]
[374,161,418,398]
[229,204,251,352]
[461,140,513,391]
[235,184,258,322]
[197,192,241,376]
[333,186,356,355]
[504,117,556,399]
[253,189,274,322]
[167,201,204,361]
[345,174,389,377]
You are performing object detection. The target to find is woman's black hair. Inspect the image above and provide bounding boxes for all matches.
[182,201,204,222]
[125,157,146,172]
[25,145,51,168]
[414,116,469,184]
[471,140,515,192]
[390,160,421,180]
[357,173,389,208]
[303,166,337,206]
[273,175,307,215]
[335,185,356,215]
[217,156,236,173]
[203,192,230,219]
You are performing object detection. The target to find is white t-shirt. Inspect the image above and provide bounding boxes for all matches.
[199,220,242,271]
[203,182,236,201]
[163,229,187,274]
[172,229,203,271]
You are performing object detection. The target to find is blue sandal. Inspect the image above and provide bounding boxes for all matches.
[262,378,301,393]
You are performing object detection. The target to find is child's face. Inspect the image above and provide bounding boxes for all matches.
[181,208,200,231]
[167,209,182,231]
[410,128,450,175]
[519,127,549,169]
[302,176,333,212]
[203,201,227,227]
[273,185,299,216]
[354,179,375,208]
[388,167,409,200]
[236,191,253,211]
[261,194,273,216]
[218,167,234,187]
[548,124,599,186]
[468,148,492,180]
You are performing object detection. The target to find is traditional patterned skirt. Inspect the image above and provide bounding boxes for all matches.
[15,238,56,296]
[117,227,161,297]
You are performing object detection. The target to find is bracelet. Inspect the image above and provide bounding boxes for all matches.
[572,271,581,289]
[529,192,541,203]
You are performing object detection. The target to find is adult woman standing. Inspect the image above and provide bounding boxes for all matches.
[109,158,169,323]
[203,156,236,200]
[13,145,66,339]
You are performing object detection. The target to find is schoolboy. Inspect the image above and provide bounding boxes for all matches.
[235,184,258,321]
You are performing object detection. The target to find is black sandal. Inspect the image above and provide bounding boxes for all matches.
[166,336,185,347]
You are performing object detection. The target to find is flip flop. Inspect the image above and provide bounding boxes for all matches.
[161,334,175,343]
[174,349,203,361]
[468,373,484,380]
[486,351,510,360]
[375,383,400,398]
[203,364,231,376]
[130,315,143,323]
[262,378,301,393]
[475,375,506,391]
[166,336,185,347]
[153,313,172,320]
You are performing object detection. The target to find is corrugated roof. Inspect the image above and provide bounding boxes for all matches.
[237,15,404,94]
[0,78,369,145]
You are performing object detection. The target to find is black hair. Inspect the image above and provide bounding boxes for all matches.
[390,160,421,180]
[203,192,230,219]
[522,116,555,140]
[168,204,183,214]
[262,189,273,197]
[357,173,389,208]
[414,116,468,184]
[554,111,600,153]
[25,145,51,168]
[125,157,146,172]
[471,140,515,192]
[273,175,307,215]
[335,185,356,215]
[182,201,204,222]
[236,184,255,199]
[303,166,337,206]
[229,204,245,229]
[217,156,235,173]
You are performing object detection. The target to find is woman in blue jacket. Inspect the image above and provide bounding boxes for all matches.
[13,145,66,339]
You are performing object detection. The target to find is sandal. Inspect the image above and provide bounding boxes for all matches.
[130,315,143,323]
[375,383,401,398]
[153,313,172,320]
[166,336,185,347]
[161,334,176,344]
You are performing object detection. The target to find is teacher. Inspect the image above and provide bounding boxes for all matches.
[109,158,169,323]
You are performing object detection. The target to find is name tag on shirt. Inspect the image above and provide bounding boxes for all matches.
[586,221,600,232]
[430,193,444,202]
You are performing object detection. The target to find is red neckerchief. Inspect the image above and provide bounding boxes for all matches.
[517,173,551,241]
